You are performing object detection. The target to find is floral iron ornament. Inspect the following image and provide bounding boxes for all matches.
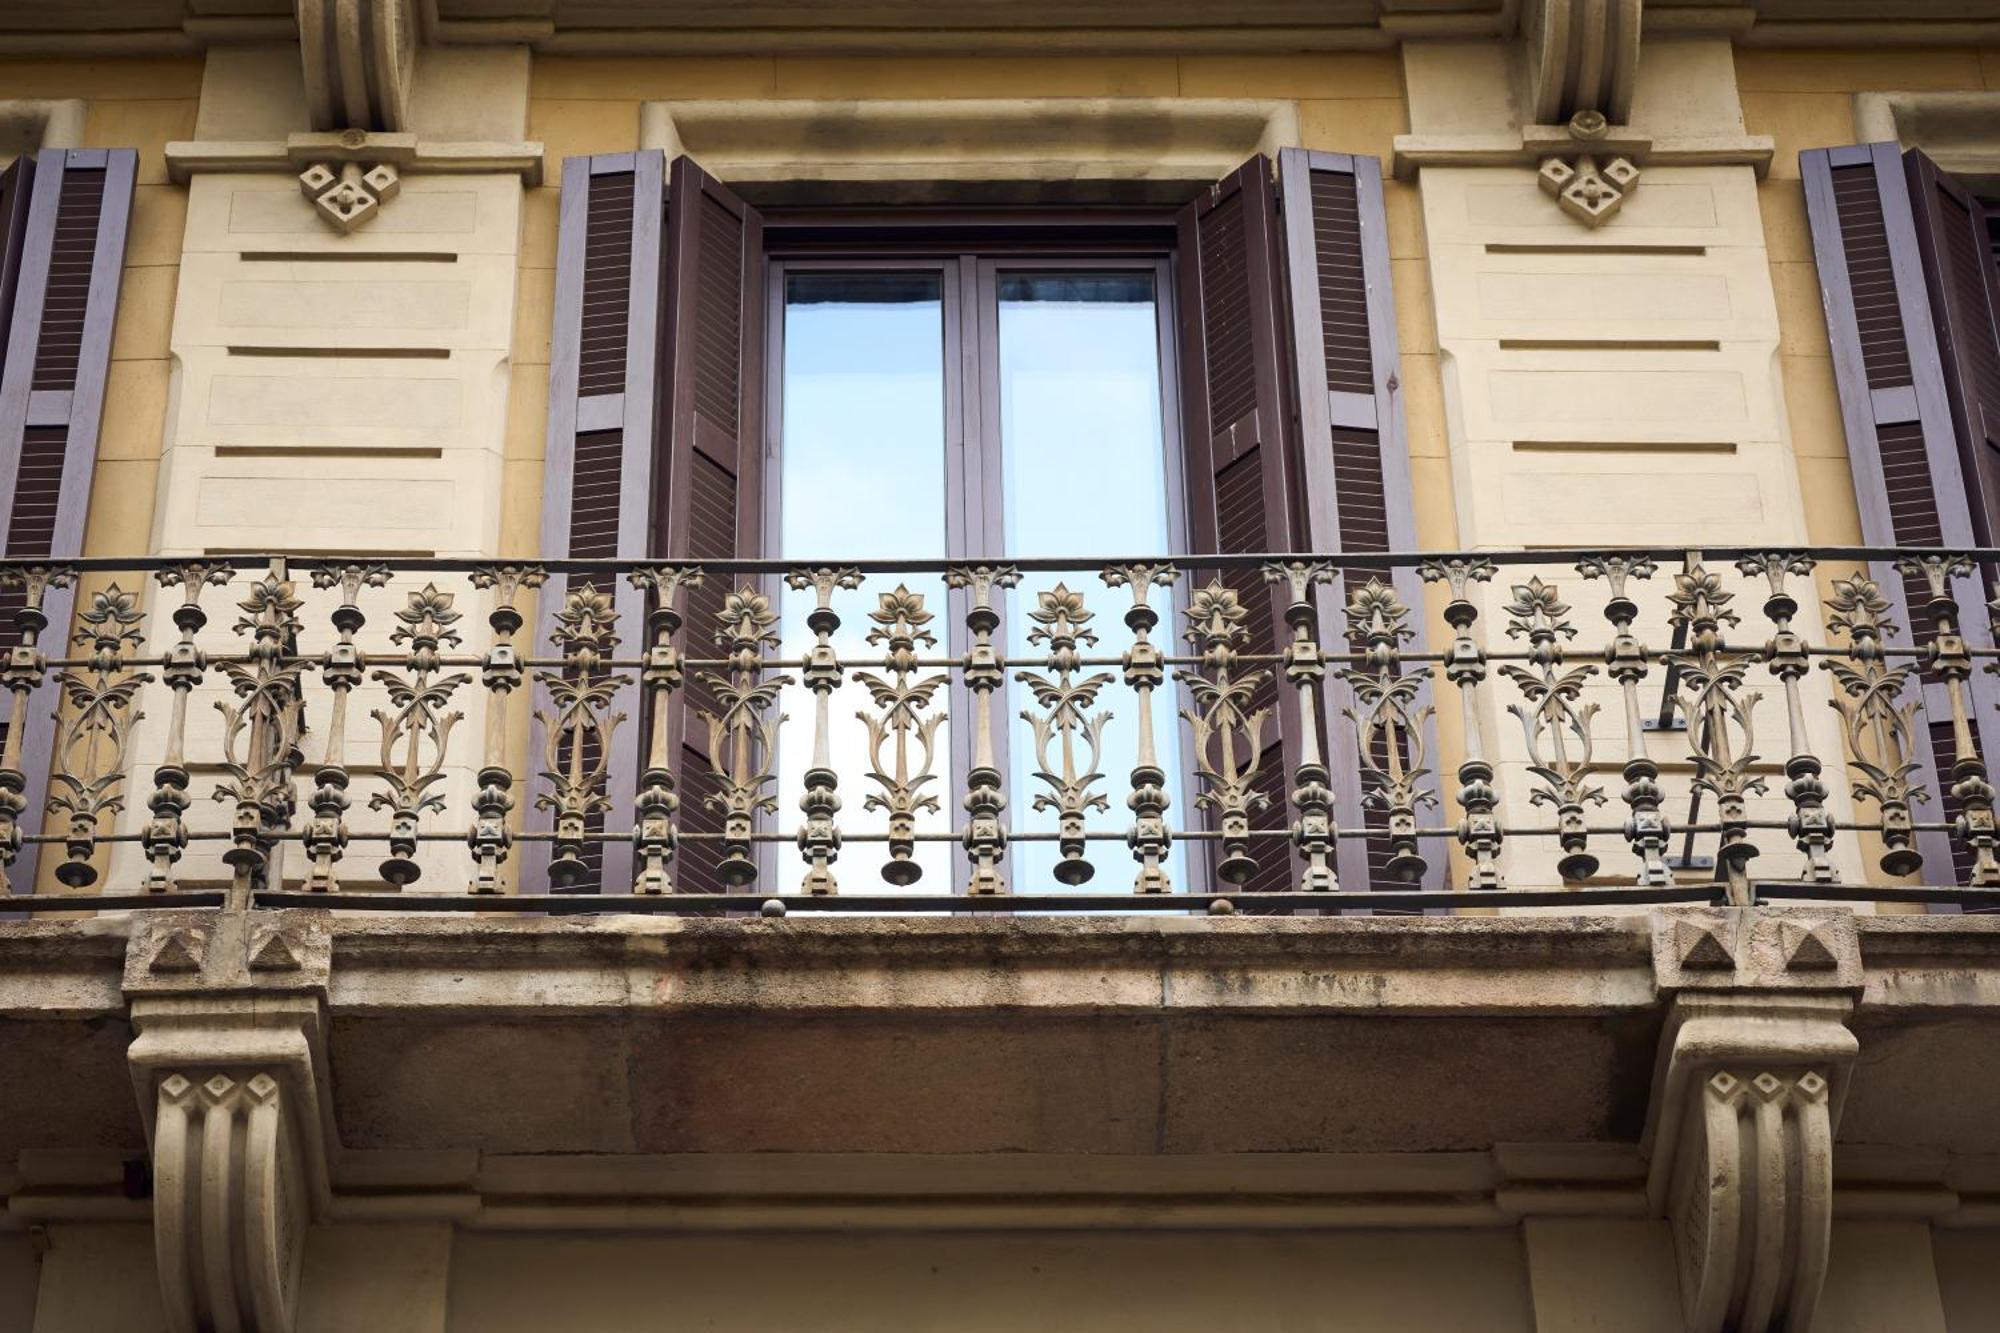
[1501,576,1604,882]
[856,584,950,885]
[213,570,309,890]
[46,584,152,887]
[1178,578,1271,885]
[695,584,793,887]
[1341,576,1434,883]
[534,583,625,886]
[370,583,472,887]
[1667,559,1765,897]
[1824,572,1926,877]
[1017,582,1114,886]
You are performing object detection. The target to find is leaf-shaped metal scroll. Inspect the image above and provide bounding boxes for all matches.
[855,585,950,885]
[1499,576,1603,882]
[1339,577,1434,884]
[369,583,471,887]
[1178,578,1271,885]
[1016,582,1113,886]
[46,584,152,888]
[694,584,793,887]
[1823,571,1925,877]
[533,583,625,886]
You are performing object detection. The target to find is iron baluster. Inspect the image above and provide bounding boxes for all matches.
[1103,563,1178,892]
[785,567,861,895]
[1423,557,1503,889]
[144,563,230,892]
[468,564,545,894]
[949,564,1020,894]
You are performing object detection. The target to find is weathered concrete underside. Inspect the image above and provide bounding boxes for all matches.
[2,907,1999,1330]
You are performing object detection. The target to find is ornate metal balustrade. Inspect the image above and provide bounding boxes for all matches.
[3,546,2000,914]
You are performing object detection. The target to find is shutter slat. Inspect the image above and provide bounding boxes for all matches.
[1277,147,1438,897]
[1804,141,2000,891]
[1176,155,1300,896]
[0,149,136,896]
[533,154,667,893]
[655,156,764,895]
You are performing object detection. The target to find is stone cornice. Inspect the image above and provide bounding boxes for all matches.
[1,1,1996,56]
[1390,127,1775,181]
[163,133,544,187]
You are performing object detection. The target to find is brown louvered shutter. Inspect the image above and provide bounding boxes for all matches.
[653,155,766,895]
[1276,148,1440,895]
[0,148,135,894]
[1803,141,2000,886]
[534,151,668,892]
[1174,155,1302,893]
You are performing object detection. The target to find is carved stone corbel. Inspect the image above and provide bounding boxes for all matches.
[1642,908,1862,1333]
[297,0,416,134]
[1524,0,1645,226]
[125,912,336,1333]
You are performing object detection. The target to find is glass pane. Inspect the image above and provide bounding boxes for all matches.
[997,272,1187,893]
[777,272,953,893]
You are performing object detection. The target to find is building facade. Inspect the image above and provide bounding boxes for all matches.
[3,1,2000,1329]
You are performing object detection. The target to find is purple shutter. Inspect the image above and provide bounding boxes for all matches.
[1174,155,1302,893]
[534,151,668,892]
[1276,148,1441,894]
[0,148,135,895]
[1803,141,2000,887]
[653,156,766,895]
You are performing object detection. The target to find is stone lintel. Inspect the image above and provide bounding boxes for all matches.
[163,134,545,187]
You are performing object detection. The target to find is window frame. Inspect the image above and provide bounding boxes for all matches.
[758,214,1199,894]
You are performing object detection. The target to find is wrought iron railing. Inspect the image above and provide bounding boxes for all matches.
[2,546,1999,913]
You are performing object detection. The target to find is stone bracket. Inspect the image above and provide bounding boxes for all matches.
[124,911,338,1333]
[1641,992,1858,1333]
[1651,906,1864,994]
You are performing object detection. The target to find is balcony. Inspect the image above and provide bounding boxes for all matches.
[5,547,2000,1329]
[0,544,1993,912]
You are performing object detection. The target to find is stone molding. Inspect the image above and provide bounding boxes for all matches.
[638,98,1298,202]
[1650,906,1863,994]
[1525,0,1642,125]
[163,133,544,188]
[1852,91,2000,191]
[0,99,84,158]
[1642,992,1858,1333]
[297,0,417,133]
[124,912,337,1333]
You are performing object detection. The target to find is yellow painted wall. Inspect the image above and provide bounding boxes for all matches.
[1739,47,2000,551]
[0,59,200,559]
[510,53,1442,555]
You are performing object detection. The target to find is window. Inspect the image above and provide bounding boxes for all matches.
[767,248,1185,891]
[538,149,1423,896]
